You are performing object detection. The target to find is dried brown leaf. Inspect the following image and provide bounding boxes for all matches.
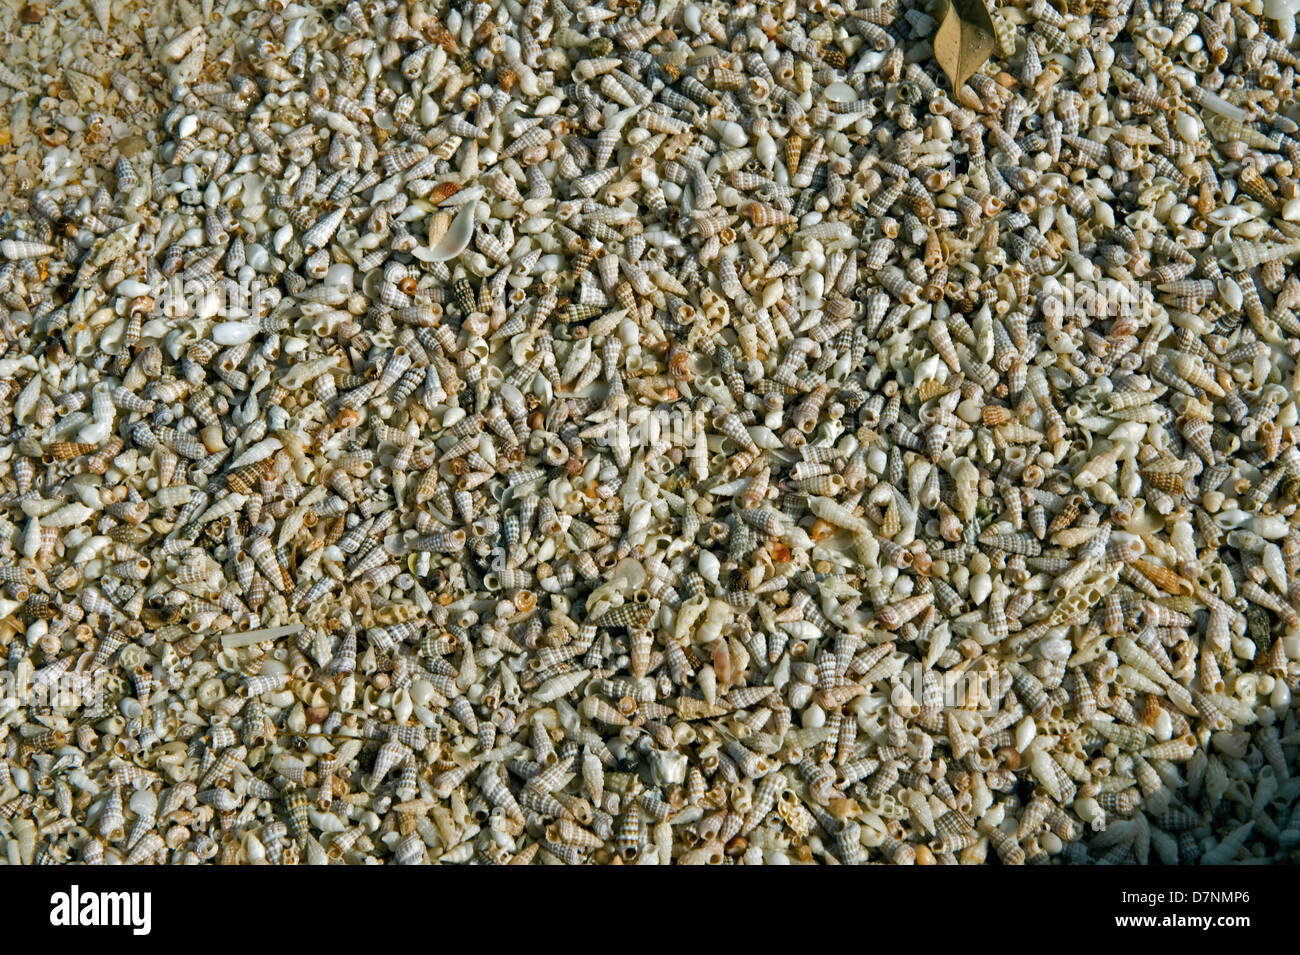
[934,0,997,91]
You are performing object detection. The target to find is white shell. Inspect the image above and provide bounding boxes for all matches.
[823,82,857,103]
[425,201,477,263]
[212,322,259,346]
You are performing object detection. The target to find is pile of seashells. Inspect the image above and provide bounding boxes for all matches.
[0,0,1297,865]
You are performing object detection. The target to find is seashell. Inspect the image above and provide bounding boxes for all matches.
[876,594,933,629]
[1216,239,1300,272]
[212,322,258,346]
[1,239,58,259]
[425,201,476,263]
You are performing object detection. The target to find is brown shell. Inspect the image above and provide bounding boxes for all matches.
[1132,558,1195,596]
[981,404,1012,427]
[44,442,96,460]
